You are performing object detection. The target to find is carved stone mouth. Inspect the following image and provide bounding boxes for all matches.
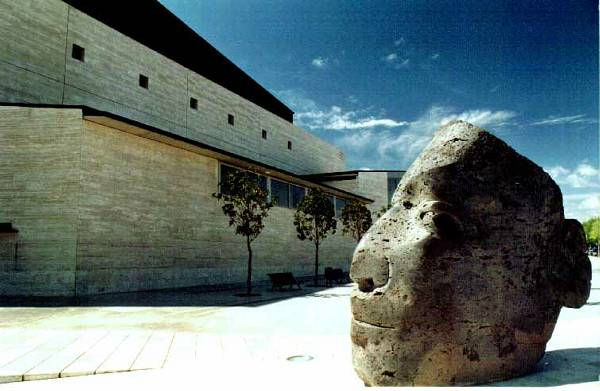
[352,318,395,330]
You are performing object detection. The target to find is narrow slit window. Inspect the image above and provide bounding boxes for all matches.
[228,114,235,126]
[287,141,292,150]
[262,129,267,140]
[139,74,149,89]
[71,44,85,62]
[190,97,198,110]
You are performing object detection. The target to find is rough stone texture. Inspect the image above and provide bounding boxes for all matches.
[350,120,592,386]
[0,0,345,175]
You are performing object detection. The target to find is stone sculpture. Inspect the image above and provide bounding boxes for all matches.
[350,120,591,386]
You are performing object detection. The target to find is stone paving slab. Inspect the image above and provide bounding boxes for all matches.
[23,330,107,381]
[95,331,151,375]
[0,260,597,388]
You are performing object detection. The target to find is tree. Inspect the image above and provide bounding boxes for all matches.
[341,200,373,243]
[294,189,337,286]
[582,216,600,247]
[213,169,272,296]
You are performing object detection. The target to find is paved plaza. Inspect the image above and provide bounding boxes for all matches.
[0,258,598,389]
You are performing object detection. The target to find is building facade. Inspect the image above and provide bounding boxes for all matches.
[0,0,400,296]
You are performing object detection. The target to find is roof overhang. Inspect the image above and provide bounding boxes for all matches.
[79,109,373,203]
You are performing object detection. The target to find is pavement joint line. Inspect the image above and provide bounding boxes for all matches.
[93,332,130,375]
[58,330,110,378]
[160,333,176,369]
[18,332,82,381]
[128,332,153,371]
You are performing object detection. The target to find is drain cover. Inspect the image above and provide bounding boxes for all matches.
[286,355,314,362]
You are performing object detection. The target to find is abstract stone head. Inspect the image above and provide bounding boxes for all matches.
[350,121,591,386]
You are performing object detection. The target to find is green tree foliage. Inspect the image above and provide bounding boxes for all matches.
[341,200,373,243]
[582,216,600,246]
[213,170,272,295]
[294,189,337,286]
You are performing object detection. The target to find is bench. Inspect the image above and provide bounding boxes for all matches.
[325,267,349,287]
[267,272,302,291]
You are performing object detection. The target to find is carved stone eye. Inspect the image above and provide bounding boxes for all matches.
[420,208,463,240]
[432,212,463,240]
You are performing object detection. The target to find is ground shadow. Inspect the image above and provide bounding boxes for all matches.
[489,347,600,387]
[0,280,353,308]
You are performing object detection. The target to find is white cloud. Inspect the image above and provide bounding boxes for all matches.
[311,57,327,68]
[358,106,518,168]
[546,163,600,188]
[563,193,600,222]
[394,59,410,69]
[384,53,398,62]
[531,114,597,126]
[346,95,358,104]
[394,37,406,46]
[430,53,440,60]
[296,105,408,131]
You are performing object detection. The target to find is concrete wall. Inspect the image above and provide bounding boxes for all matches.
[0,0,345,175]
[0,106,355,296]
[75,119,356,295]
[324,172,390,214]
[0,107,81,296]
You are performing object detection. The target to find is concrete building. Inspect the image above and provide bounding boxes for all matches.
[0,0,402,296]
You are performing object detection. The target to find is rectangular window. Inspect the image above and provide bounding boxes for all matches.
[71,44,85,62]
[258,176,268,192]
[335,198,346,217]
[328,195,335,214]
[271,179,290,208]
[139,74,149,89]
[262,129,267,140]
[228,114,235,126]
[291,185,305,208]
[190,97,198,110]
[219,164,239,195]
[287,141,292,150]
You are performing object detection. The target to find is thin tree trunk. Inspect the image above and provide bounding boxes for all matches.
[314,241,319,286]
[246,235,252,295]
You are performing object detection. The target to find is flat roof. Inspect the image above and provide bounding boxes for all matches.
[61,0,294,123]
[302,170,407,182]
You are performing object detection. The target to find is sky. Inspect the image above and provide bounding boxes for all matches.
[158,0,599,223]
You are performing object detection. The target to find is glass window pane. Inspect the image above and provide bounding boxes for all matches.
[271,179,290,208]
[220,165,239,195]
[291,185,305,208]
[335,198,346,217]
[328,195,335,214]
[259,176,267,192]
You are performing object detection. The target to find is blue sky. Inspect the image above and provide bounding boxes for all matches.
[158,0,598,222]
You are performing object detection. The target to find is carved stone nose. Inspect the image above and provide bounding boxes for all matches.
[350,238,390,293]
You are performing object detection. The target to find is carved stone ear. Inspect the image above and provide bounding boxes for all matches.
[552,219,591,308]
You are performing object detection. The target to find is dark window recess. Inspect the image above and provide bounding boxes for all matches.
[190,97,198,110]
[291,185,305,208]
[287,141,292,150]
[0,223,18,271]
[328,195,335,214]
[71,44,85,62]
[258,176,268,192]
[228,114,235,126]
[139,74,149,89]
[262,129,267,140]
[219,164,240,195]
[335,198,346,217]
[271,179,290,208]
